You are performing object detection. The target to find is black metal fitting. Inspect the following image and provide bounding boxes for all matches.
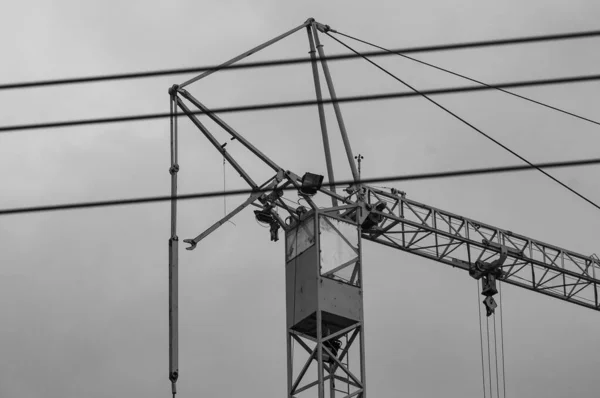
[391,188,406,198]
[296,205,308,217]
[169,164,180,175]
[315,22,331,33]
[270,222,280,242]
[324,338,342,364]
[168,84,180,96]
[483,296,497,317]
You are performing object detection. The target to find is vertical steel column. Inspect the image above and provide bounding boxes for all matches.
[306,25,338,207]
[168,87,180,398]
[287,332,293,398]
[317,310,325,398]
[358,232,367,398]
[329,371,336,398]
[316,212,325,398]
[312,25,360,183]
[358,327,366,398]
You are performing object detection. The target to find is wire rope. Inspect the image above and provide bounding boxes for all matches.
[325,33,600,212]
[477,280,487,398]
[493,313,501,398]
[499,282,507,398]
[486,315,493,398]
[330,30,600,127]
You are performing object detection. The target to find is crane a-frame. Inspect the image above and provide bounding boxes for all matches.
[167,18,600,398]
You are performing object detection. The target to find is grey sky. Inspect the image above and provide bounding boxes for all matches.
[1,1,600,397]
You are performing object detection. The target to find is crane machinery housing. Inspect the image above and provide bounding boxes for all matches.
[167,18,600,398]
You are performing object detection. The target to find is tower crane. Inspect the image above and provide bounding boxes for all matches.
[167,19,600,398]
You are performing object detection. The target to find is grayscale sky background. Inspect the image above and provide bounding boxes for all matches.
[1,1,600,397]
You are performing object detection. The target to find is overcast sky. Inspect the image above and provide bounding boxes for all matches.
[1,1,600,397]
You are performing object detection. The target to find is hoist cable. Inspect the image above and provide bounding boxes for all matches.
[499,283,507,398]
[476,280,487,398]
[493,313,501,398]
[486,315,493,398]
[325,33,600,213]
[330,30,600,127]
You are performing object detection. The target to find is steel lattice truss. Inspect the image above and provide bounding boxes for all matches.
[353,186,600,310]
[289,325,365,397]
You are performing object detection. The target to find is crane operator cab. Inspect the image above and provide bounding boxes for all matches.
[285,207,364,363]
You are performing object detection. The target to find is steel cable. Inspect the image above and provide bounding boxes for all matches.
[493,313,501,398]
[477,280,487,398]
[325,33,600,212]
[499,283,507,398]
[486,315,493,397]
[330,30,600,127]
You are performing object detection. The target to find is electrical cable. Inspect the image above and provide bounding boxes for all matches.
[325,33,600,212]
[330,30,600,127]
[477,280,487,398]
[2,29,599,91]
[1,73,600,134]
[0,156,598,216]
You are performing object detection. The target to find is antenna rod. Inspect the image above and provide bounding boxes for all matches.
[355,154,364,179]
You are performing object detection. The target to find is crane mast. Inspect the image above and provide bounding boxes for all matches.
[167,19,600,398]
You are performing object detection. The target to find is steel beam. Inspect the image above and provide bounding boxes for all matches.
[178,89,282,173]
[183,182,274,250]
[312,24,360,183]
[307,25,338,207]
[175,96,258,188]
[179,19,313,88]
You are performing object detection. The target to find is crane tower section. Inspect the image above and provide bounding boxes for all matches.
[285,207,365,397]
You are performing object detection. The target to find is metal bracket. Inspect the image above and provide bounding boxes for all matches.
[470,245,508,316]
[469,245,508,280]
[315,22,331,33]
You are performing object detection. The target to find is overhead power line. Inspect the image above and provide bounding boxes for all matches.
[326,33,600,212]
[1,29,599,91]
[1,73,599,134]
[1,157,598,216]
[331,30,600,127]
